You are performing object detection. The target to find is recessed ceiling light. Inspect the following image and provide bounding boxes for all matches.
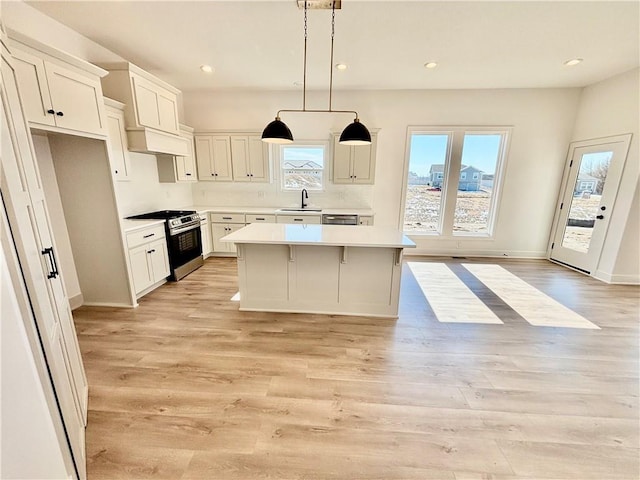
[563,58,583,67]
[424,62,438,69]
[200,64,214,73]
[335,63,348,70]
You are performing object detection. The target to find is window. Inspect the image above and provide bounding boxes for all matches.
[279,143,326,190]
[402,127,510,236]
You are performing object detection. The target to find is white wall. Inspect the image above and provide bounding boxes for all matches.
[184,87,581,257]
[32,133,83,308]
[115,152,194,216]
[1,242,71,480]
[570,68,639,283]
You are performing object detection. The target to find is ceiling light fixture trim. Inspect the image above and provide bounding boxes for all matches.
[262,0,371,145]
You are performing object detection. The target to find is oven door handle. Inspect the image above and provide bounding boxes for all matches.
[168,224,201,236]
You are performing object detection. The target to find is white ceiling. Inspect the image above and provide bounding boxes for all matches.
[25,0,640,92]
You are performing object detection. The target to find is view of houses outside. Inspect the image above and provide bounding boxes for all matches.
[281,146,324,190]
[561,151,611,253]
[404,133,503,234]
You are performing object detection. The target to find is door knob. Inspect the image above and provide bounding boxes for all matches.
[596,215,604,220]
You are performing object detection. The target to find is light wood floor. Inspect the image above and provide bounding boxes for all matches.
[73,257,640,480]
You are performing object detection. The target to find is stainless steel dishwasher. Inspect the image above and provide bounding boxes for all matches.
[322,214,359,225]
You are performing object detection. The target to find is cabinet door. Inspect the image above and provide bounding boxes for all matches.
[157,92,179,135]
[211,223,230,252]
[201,220,213,256]
[248,135,268,182]
[10,47,55,126]
[45,61,105,136]
[195,135,232,181]
[332,137,353,184]
[148,238,170,282]
[211,136,233,181]
[226,224,244,253]
[177,134,196,182]
[2,47,87,478]
[131,74,179,135]
[129,244,153,293]
[351,143,374,184]
[105,109,131,180]
[230,135,250,181]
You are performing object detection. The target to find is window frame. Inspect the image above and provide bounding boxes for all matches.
[278,141,328,192]
[400,126,511,238]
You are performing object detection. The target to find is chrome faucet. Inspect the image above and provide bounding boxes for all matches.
[301,188,308,209]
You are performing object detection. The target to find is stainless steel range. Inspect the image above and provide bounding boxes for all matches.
[127,210,204,280]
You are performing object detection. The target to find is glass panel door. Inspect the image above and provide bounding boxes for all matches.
[560,151,612,253]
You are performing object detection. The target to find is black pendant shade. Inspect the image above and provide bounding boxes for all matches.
[262,1,371,147]
[339,118,371,145]
[261,117,294,144]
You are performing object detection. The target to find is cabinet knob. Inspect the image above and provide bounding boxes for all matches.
[56,111,64,117]
[47,109,55,115]
[115,170,119,174]
[250,174,253,177]
[596,215,604,220]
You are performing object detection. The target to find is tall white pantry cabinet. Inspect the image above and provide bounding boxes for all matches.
[1,30,133,479]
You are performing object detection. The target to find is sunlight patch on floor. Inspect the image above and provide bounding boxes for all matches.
[408,262,503,324]
[462,263,600,329]
[230,291,240,301]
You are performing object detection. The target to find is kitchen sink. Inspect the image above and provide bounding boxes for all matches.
[278,208,322,212]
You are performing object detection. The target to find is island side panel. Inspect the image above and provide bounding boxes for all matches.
[237,244,289,306]
[237,243,404,318]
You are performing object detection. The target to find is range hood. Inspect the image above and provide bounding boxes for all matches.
[126,127,189,156]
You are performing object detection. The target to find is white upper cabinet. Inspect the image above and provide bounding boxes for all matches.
[194,135,233,181]
[8,32,107,137]
[230,135,269,182]
[332,132,378,184]
[157,125,197,183]
[100,63,180,136]
[196,132,269,183]
[104,98,132,181]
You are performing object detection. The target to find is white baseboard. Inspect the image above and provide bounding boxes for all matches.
[80,301,137,308]
[593,270,640,285]
[68,293,84,310]
[404,249,547,259]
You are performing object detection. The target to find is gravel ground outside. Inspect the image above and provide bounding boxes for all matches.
[404,186,601,252]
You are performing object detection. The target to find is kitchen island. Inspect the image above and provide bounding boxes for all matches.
[222,223,416,318]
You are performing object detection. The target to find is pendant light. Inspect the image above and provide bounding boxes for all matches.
[261,0,371,145]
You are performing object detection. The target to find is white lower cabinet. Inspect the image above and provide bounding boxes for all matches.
[276,214,321,224]
[126,226,170,295]
[211,213,246,253]
[201,216,213,257]
[359,215,374,225]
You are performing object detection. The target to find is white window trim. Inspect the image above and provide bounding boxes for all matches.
[400,126,512,238]
[278,141,328,192]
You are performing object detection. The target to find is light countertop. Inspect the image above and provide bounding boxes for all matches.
[180,205,374,216]
[221,223,415,248]
[121,218,165,233]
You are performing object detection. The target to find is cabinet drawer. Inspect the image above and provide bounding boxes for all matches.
[210,213,246,224]
[126,224,165,249]
[246,214,276,223]
[276,214,321,224]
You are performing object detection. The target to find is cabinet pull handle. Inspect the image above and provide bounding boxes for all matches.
[56,111,64,117]
[294,218,303,222]
[47,109,55,115]
[41,247,59,279]
[147,249,156,254]
[596,215,604,220]
[186,173,192,176]
[222,217,232,220]
[143,233,155,238]
[256,217,265,221]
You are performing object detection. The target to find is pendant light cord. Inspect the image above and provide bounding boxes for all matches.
[302,0,308,111]
[329,1,335,111]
